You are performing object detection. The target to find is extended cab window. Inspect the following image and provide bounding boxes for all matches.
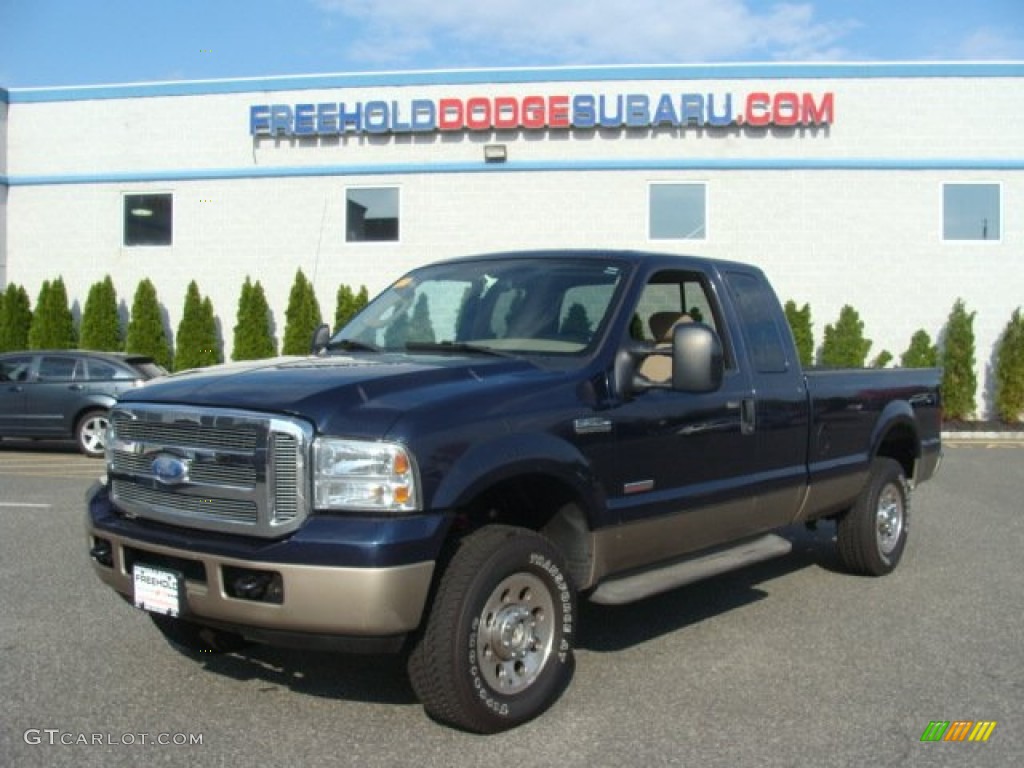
[724,271,789,373]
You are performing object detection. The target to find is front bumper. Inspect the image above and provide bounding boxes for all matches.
[86,482,441,643]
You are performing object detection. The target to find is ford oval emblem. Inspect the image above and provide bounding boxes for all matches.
[151,453,190,485]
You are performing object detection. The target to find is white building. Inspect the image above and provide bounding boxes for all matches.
[1,62,1022,414]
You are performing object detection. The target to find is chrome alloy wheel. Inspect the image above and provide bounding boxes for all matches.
[875,483,905,556]
[476,572,555,695]
[79,413,109,456]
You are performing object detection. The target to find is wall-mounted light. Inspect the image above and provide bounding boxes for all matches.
[130,208,154,217]
[484,144,508,163]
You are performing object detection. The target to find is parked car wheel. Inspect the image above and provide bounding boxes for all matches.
[407,525,576,733]
[837,457,910,576]
[76,409,109,458]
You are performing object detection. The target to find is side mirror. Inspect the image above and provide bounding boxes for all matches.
[671,323,724,393]
[310,323,331,354]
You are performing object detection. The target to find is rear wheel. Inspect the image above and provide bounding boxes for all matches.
[837,458,910,576]
[75,409,109,458]
[407,525,576,733]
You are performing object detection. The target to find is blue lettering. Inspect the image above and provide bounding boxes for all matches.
[316,103,338,134]
[270,104,294,136]
[410,99,436,132]
[626,94,649,128]
[338,102,363,133]
[573,95,596,128]
[653,94,679,127]
[599,95,623,128]
[680,94,704,126]
[391,100,411,132]
[707,93,733,127]
[364,100,390,133]
[249,105,271,136]
[294,103,315,135]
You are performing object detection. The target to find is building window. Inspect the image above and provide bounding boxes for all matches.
[347,187,400,242]
[943,183,1001,242]
[649,183,707,240]
[124,193,173,246]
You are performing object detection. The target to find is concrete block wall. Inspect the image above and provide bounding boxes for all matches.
[2,64,1022,416]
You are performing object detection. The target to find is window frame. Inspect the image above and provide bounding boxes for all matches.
[631,269,736,371]
[123,192,174,247]
[345,185,401,244]
[647,181,709,242]
[940,181,1002,244]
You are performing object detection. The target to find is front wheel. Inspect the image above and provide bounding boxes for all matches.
[76,409,109,458]
[407,525,576,733]
[837,458,910,576]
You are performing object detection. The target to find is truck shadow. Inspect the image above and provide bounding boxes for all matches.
[181,523,840,705]
[578,522,842,653]
[189,644,418,705]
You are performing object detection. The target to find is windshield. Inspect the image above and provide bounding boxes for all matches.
[332,257,628,355]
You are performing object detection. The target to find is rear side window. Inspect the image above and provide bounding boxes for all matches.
[85,359,124,380]
[724,272,789,374]
[37,356,78,381]
[127,360,166,379]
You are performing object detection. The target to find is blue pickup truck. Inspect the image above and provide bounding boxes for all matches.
[86,250,941,732]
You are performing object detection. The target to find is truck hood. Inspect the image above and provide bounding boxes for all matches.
[119,353,550,438]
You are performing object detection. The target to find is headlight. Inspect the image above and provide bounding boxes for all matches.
[313,438,420,512]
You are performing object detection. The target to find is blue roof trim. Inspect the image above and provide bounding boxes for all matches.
[6,157,1024,185]
[7,62,1024,103]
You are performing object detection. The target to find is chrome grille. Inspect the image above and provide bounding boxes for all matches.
[107,404,312,537]
[272,433,299,522]
[112,480,258,524]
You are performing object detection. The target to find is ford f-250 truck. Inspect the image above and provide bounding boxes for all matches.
[86,250,941,732]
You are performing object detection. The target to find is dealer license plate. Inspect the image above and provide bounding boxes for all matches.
[133,564,184,617]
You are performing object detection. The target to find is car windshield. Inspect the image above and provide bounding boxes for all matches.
[331,257,628,355]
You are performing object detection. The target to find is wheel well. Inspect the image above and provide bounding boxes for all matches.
[446,473,594,589]
[74,407,108,432]
[875,423,918,480]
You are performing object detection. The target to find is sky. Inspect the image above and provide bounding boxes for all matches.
[1,0,1023,88]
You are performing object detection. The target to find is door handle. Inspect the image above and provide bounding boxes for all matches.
[741,398,756,436]
[68,384,85,391]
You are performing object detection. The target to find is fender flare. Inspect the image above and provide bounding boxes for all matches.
[428,432,605,529]
[869,399,921,472]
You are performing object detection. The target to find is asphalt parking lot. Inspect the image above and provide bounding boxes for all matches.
[1,442,1021,767]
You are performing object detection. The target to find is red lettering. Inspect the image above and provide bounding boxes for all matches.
[745,92,772,127]
[438,98,464,131]
[466,97,492,130]
[802,92,834,125]
[522,96,546,129]
[773,92,800,126]
[548,95,570,128]
[494,97,519,130]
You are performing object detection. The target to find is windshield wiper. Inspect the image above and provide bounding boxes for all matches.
[405,341,509,358]
[325,338,381,353]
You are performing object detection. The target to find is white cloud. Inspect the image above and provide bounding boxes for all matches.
[312,0,858,67]
[954,26,1024,60]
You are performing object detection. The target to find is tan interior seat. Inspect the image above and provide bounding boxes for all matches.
[638,312,692,382]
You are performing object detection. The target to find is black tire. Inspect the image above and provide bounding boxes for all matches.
[407,525,576,733]
[75,409,109,458]
[837,458,910,576]
[149,613,247,655]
